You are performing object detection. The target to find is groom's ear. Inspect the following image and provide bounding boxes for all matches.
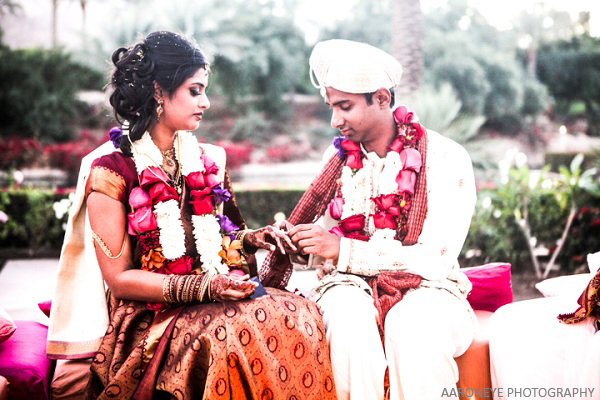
[374,88,392,109]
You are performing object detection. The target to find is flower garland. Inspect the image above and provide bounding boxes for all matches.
[328,105,425,244]
[126,131,244,308]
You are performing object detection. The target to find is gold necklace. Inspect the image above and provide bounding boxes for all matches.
[135,132,183,196]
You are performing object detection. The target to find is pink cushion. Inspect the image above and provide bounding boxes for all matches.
[0,308,16,344]
[0,320,55,400]
[463,263,513,312]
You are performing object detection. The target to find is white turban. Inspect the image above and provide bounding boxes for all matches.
[309,39,403,95]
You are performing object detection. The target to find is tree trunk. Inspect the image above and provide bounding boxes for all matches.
[542,204,577,279]
[390,0,424,97]
[51,0,58,48]
[80,0,86,36]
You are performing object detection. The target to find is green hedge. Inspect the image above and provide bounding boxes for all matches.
[0,189,69,256]
[234,189,304,228]
[2,187,598,275]
[0,188,305,253]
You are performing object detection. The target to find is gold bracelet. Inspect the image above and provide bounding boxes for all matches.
[169,275,179,303]
[191,275,202,301]
[91,229,127,259]
[162,275,172,303]
[238,229,256,257]
[199,271,213,302]
[176,275,186,303]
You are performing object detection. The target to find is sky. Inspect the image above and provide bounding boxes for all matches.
[1,0,598,50]
[295,0,599,41]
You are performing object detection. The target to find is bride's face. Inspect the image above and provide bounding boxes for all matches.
[160,68,210,132]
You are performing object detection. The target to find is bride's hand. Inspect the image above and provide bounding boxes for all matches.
[244,225,297,254]
[209,273,257,301]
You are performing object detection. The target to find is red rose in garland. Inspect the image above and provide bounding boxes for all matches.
[340,214,366,233]
[371,211,397,229]
[400,148,422,172]
[190,187,214,215]
[202,154,219,175]
[129,187,152,209]
[341,139,364,170]
[329,197,344,220]
[396,170,417,195]
[140,166,170,191]
[148,182,179,203]
[185,171,206,189]
[128,206,158,235]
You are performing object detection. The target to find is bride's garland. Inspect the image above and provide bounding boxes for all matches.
[328,105,425,244]
[127,132,245,308]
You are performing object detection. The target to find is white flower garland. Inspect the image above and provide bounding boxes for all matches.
[154,199,186,259]
[192,214,229,274]
[340,166,370,219]
[131,131,227,274]
[338,147,405,243]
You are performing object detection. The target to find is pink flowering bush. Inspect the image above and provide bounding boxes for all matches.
[215,140,254,170]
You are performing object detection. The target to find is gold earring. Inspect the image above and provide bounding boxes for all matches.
[156,99,164,122]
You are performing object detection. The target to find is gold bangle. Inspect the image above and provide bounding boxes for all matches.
[199,271,213,302]
[238,230,256,257]
[91,229,127,259]
[162,275,172,303]
[176,276,186,303]
[169,275,179,303]
[191,275,202,301]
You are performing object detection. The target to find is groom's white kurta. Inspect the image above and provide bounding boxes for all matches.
[309,130,477,400]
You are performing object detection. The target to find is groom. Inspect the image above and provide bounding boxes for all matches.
[261,39,478,400]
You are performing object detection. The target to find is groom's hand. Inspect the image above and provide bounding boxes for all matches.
[288,224,341,260]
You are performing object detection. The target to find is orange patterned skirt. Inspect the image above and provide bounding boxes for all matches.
[88,288,337,399]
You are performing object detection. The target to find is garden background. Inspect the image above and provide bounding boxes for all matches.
[1,0,599,299]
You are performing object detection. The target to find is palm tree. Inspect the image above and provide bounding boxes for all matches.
[79,0,86,36]
[390,0,424,97]
[51,0,58,47]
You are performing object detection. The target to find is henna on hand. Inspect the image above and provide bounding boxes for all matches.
[209,273,256,302]
[245,225,297,254]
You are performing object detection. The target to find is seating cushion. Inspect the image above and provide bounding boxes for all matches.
[535,273,593,298]
[0,308,16,344]
[463,263,513,312]
[0,320,55,400]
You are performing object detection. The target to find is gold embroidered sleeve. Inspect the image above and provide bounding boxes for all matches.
[85,166,127,203]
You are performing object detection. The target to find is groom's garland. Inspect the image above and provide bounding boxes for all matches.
[328,105,425,244]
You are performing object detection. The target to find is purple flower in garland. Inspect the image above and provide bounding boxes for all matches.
[211,185,232,206]
[333,135,346,159]
[109,127,122,149]
[217,214,239,235]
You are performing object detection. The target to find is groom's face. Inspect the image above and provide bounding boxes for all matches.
[325,87,381,145]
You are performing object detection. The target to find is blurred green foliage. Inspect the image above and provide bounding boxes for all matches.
[462,154,600,274]
[537,35,600,135]
[0,188,68,251]
[235,189,304,228]
[0,38,104,142]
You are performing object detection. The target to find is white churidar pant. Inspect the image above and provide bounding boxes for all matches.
[318,285,474,400]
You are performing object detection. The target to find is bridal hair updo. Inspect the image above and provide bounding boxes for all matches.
[109,31,209,156]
